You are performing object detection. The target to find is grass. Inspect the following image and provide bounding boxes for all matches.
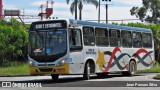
[137,61,160,79]
[0,62,29,76]
[153,73,160,79]
[137,65,160,73]
[155,74,160,78]
[137,61,160,73]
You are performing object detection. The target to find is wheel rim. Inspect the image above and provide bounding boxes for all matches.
[87,63,90,79]
[130,62,135,75]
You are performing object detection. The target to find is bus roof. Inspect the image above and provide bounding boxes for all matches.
[69,19,152,33]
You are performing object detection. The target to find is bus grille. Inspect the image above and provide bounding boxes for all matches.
[38,64,55,67]
[39,68,53,72]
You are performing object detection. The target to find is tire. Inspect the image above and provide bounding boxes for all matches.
[51,74,59,80]
[83,62,90,80]
[96,73,108,78]
[129,61,136,76]
[122,61,136,76]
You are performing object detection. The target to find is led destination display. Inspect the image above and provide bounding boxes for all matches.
[30,20,67,31]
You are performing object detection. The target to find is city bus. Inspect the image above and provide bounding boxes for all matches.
[28,19,154,80]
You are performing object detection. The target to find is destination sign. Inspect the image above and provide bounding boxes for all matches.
[35,23,62,29]
[30,20,67,31]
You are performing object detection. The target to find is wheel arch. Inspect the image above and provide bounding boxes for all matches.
[129,58,137,70]
[84,58,96,74]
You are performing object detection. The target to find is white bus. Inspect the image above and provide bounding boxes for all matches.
[28,19,154,80]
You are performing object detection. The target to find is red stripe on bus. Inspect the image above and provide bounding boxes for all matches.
[103,47,122,72]
[134,48,153,63]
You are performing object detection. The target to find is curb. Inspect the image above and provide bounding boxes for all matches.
[153,77,160,80]
[0,75,50,77]
[0,75,30,77]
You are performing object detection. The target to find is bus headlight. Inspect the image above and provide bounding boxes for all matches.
[29,60,37,67]
[56,59,66,66]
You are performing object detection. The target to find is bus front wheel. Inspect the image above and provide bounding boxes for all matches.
[51,74,59,80]
[83,62,90,80]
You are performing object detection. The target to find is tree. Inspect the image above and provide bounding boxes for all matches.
[130,0,160,23]
[0,18,28,65]
[66,0,98,20]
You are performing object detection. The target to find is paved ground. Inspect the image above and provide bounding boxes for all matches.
[0,73,160,90]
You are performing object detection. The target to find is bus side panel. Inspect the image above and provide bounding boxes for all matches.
[136,48,154,70]
[83,46,97,72]
[107,47,124,72]
[121,48,134,71]
[69,51,84,74]
[95,47,110,73]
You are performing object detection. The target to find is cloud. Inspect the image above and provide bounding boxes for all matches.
[25,9,39,15]
[31,1,70,9]
[31,1,45,6]
[114,0,142,7]
[50,2,141,23]
[3,0,142,23]
[75,3,141,23]
[3,3,18,10]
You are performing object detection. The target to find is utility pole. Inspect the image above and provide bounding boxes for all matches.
[40,4,43,20]
[75,0,77,20]
[106,4,108,23]
[102,0,111,23]
[98,0,100,23]
[79,1,83,20]
[0,0,2,19]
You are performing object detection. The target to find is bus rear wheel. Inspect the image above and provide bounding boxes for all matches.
[51,74,59,80]
[83,62,90,80]
[122,61,136,76]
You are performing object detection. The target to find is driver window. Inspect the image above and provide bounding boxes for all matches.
[69,29,82,51]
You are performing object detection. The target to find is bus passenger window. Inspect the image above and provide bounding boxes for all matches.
[109,29,121,47]
[121,31,132,47]
[69,29,82,51]
[142,33,152,48]
[95,28,109,46]
[132,32,142,48]
[83,27,95,46]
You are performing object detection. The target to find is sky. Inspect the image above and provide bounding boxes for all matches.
[2,0,143,23]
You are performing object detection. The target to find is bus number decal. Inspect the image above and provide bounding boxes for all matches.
[86,49,96,55]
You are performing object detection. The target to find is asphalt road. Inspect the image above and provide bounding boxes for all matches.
[0,73,160,90]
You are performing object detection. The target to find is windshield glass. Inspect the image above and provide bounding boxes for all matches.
[29,30,67,62]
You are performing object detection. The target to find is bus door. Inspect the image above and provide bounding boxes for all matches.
[69,28,84,74]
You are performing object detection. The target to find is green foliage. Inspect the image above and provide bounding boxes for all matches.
[137,62,160,73]
[0,18,28,65]
[130,0,160,23]
[24,24,31,31]
[155,74,160,78]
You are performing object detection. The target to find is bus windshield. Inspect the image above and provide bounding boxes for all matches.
[29,30,67,62]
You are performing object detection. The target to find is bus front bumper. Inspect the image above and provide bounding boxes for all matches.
[29,64,69,75]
